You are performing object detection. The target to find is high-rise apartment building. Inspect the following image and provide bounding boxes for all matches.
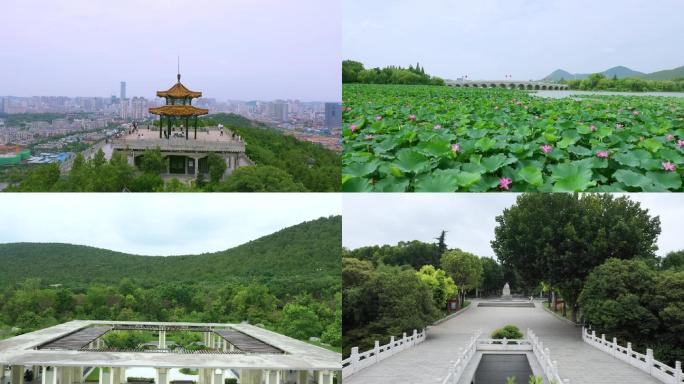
[324,102,342,129]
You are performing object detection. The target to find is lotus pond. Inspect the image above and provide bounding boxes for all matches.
[342,84,684,192]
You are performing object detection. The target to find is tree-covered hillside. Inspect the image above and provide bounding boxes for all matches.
[0,216,342,349]
[0,215,341,294]
[202,113,341,192]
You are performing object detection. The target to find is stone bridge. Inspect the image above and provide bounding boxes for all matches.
[446,80,569,90]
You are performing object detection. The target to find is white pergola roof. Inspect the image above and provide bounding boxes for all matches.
[0,320,341,371]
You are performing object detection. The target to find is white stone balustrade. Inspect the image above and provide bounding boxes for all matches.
[528,329,566,384]
[442,331,481,384]
[582,327,683,384]
[441,329,567,384]
[342,329,425,378]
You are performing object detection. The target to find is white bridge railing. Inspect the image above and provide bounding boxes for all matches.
[442,331,482,384]
[342,329,426,378]
[582,327,683,384]
[442,329,566,384]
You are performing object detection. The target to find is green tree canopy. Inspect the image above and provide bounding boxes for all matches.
[492,193,660,321]
[218,165,305,192]
[440,249,483,303]
[416,265,457,309]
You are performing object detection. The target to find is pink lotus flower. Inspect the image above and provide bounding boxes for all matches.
[663,161,676,172]
[499,177,512,190]
[666,134,674,141]
[633,111,639,116]
[350,124,359,132]
[616,123,623,129]
[409,114,417,121]
[375,115,383,121]
[590,124,597,132]
[541,144,553,154]
[451,143,461,153]
[677,140,684,149]
[434,124,442,130]
[596,151,609,158]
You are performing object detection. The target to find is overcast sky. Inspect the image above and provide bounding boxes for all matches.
[0,0,340,101]
[343,0,684,80]
[343,194,684,258]
[0,194,340,256]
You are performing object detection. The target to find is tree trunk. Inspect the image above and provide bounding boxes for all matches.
[571,303,578,323]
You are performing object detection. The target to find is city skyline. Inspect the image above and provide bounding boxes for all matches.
[1,0,341,101]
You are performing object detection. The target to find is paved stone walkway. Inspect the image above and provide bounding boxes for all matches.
[346,300,660,384]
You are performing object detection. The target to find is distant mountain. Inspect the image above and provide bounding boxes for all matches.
[543,69,576,82]
[602,66,644,78]
[543,65,682,82]
[639,65,684,80]
[0,216,341,292]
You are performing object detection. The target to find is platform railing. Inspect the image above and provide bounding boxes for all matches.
[582,327,683,384]
[342,329,425,378]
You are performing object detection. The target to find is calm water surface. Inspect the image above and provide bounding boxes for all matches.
[533,90,684,98]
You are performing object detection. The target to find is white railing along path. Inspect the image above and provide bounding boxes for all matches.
[342,329,426,378]
[582,327,683,384]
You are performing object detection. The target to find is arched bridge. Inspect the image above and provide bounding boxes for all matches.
[446,79,569,90]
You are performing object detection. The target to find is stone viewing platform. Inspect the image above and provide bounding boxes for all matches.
[112,126,251,178]
[112,128,246,153]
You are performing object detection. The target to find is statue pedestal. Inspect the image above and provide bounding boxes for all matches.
[501,294,513,301]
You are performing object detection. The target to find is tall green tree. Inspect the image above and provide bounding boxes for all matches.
[416,265,457,309]
[492,193,660,321]
[440,250,483,305]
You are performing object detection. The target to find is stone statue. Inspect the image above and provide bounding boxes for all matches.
[501,282,512,300]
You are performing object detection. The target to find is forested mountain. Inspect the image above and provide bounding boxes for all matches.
[0,215,341,294]
[640,65,684,80]
[543,64,684,82]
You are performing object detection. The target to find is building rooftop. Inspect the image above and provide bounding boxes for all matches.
[0,320,341,370]
[156,75,202,99]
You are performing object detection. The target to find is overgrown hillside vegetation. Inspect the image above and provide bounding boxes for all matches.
[203,113,341,192]
[4,113,340,192]
[0,216,341,349]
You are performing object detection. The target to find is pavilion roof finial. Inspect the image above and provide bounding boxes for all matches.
[177,56,181,82]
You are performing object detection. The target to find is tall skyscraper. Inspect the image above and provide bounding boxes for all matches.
[0,97,4,114]
[325,102,342,129]
[273,102,289,122]
[120,82,126,101]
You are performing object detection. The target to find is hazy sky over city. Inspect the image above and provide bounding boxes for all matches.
[343,0,684,80]
[1,0,341,101]
[0,194,340,256]
[343,194,684,258]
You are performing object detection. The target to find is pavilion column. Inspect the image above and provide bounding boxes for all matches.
[211,369,223,384]
[159,330,166,349]
[97,368,106,384]
[11,365,23,384]
[39,366,46,384]
[295,370,308,384]
[50,367,58,384]
[60,366,71,384]
[263,370,271,384]
[155,369,168,384]
[159,117,163,138]
[194,117,197,139]
[185,117,189,140]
